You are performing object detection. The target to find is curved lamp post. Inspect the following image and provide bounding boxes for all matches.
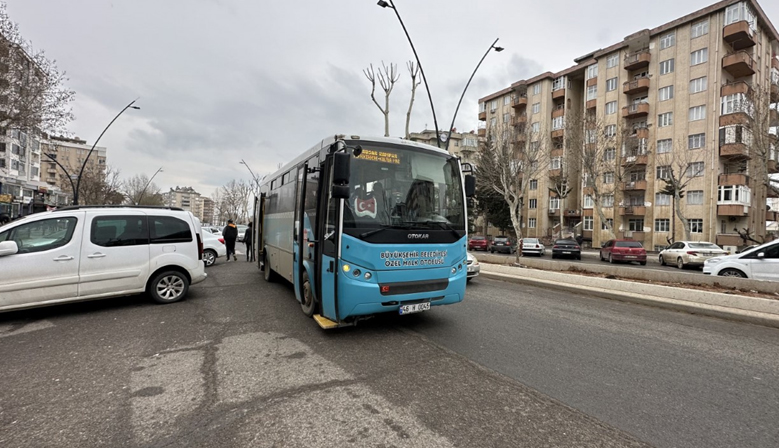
[73,99,140,205]
[445,39,503,152]
[240,159,261,193]
[377,0,442,147]
[136,166,163,205]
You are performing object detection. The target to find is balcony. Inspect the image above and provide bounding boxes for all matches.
[548,209,560,217]
[478,128,486,137]
[767,211,779,222]
[552,88,565,100]
[723,21,756,51]
[564,209,581,218]
[512,95,528,108]
[718,173,749,186]
[478,111,486,121]
[586,99,597,110]
[551,129,564,139]
[548,168,562,177]
[722,51,755,78]
[622,102,649,119]
[720,81,752,98]
[550,147,564,158]
[719,142,750,159]
[619,206,646,216]
[716,234,744,247]
[622,231,645,241]
[620,180,647,191]
[623,77,650,95]
[624,49,651,71]
[717,204,749,216]
[511,113,527,126]
[771,109,779,127]
[768,155,778,174]
[621,154,649,166]
[551,106,565,119]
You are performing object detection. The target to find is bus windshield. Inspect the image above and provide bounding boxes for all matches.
[343,143,465,240]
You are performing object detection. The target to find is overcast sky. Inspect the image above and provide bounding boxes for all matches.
[7,0,779,197]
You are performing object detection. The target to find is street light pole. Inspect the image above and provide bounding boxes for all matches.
[240,159,261,192]
[43,148,77,203]
[377,0,441,147]
[445,38,503,153]
[73,99,140,205]
[136,167,163,205]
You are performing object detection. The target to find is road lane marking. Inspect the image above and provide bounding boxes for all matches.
[0,320,55,339]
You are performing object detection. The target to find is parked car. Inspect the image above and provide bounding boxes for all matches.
[490,235,515,254]
[736,244,759,254]
[236,225,249,242]
[551,239,581,260]
[599,239,647,265]
[202,230,226,267]
[659,241,728,269]
[520,238,545,256]
[466,252,480,283]
[468,235,490,251]
[202,226,222,236]
[703,240,779,281]
[0,206,208,313]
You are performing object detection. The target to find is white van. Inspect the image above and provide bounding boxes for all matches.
[0,206,208,312]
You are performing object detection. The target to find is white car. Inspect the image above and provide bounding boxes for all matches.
[202,226,222,236]
[236,225,249,242]
[202,231,226,267]
[0,206,208,312]
[703,240,779,281]
[466,252,480,283]
[520,238,545,256]
[659,241,728,269]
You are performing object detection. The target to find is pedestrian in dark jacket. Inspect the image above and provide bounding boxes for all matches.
[244,222,254,261]
[222,220,238,262]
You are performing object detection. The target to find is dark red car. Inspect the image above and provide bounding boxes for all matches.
[468,236,490,251]
[599,239,647,265]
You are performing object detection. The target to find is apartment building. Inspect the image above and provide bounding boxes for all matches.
[479,0,779,251]
[408,129,481,165]
[163,186,214,224]
[40,135,107,191]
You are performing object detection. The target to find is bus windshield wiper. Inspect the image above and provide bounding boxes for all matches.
[424,220,462,238]
[358,224,412,239]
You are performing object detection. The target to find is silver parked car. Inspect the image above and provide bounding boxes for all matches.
[659,241,728,269]
[703,240,779,281]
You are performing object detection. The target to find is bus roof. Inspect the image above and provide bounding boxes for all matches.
[259,134,451,189]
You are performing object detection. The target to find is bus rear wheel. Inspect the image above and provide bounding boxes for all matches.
[263,253,277,282]
[301,271,317,317]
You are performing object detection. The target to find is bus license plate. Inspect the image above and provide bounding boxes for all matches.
[399,302,431,315]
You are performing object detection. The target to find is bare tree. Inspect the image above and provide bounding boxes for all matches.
[405,61,420,139]
[547,109,585,239]
[123,174,163,206]
[363,62,399,137]
[213,179,252,224]
[0,3,75,134]
[55,164,123,205]
[476,119,548,261]
[656,141,705,242]
[743,85,779,200]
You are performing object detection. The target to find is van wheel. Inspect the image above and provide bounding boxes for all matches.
[301,271,316,317]
[149,271,189,304]
[203,249,217,267]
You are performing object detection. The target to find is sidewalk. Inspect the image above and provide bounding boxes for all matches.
[479,262,779,329]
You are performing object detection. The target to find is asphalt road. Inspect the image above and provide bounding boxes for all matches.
[1,260,777,447]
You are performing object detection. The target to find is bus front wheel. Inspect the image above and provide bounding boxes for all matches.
[301,270,317,317]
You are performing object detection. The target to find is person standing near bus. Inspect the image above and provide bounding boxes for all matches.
[222,220,238,262]
[244,222,254,262]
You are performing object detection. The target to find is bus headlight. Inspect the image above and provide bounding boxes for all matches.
[364,272,372,280]
[451,267,457,275]
[343,264,351,273]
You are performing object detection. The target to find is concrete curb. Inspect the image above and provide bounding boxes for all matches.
[479,265,779,329]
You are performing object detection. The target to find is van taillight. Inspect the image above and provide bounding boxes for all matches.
[196,233,204,260]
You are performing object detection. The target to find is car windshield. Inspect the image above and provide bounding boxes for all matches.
[689,243,720,249]
[556,240,577,245]
[523,238,539,244]
[472,236,485,240]
[616,241,643,248]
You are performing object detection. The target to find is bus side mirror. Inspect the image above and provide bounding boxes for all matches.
[464,175,476,198]
[332,152,351,199]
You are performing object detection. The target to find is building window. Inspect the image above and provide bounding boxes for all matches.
[533,84,541,95]
[479,103,486,113]
[720,93,753,116]
[657,139,673,154]
[689,77,707,94]
[689,219,703,234]
[655,219,670,232]
[584,216,594,231]
[719,125,753,146]
[660,32,676,49]
[529,198,537,209]
[607,54,619,68]
[718,185,752,206]
[604,148,616,161]
[529,179,538,190]
[659,59,675,75]
[691,20,709,38]
[605,101,617,115]
[628,219,644,231]
[603,172,615,184]
[504,96,511,106]
[688,133,705,149]
[602,218,614,230]
[583,195,594,208]
[689,105,706,121]
[490,117,497,127]
[687,190,704,205]
[552,76,566,91]
[602,195,614,207]
[604,125,617,138]
[587,85,598,101]
[687,162,704,177]
[503,112,511,123]
[531,122,540,133]
[532,102,540,114]
[549,197,560,210]
[725,2,756,30]
[690,48,708,66]
[587,64,598,80]
[658,112,673,127]
[656,193,671,205]
[606,77,618,91]
[550,157,562,170]
[656,165,672,179]
[659,85,674,101]
[528,218,537,229]
[552,116,565,130]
